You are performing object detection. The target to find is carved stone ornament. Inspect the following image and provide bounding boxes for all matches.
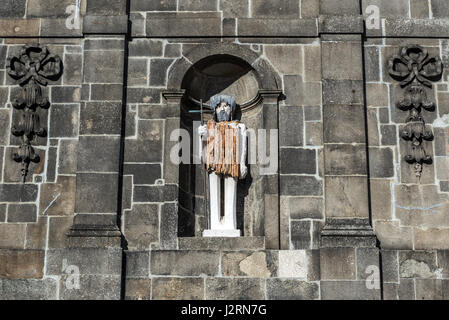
[388,45,443,178]
[6,44,62,182]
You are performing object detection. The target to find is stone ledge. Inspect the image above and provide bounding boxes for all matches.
[384,18,449,37]
[320,218,378,248]
[178,236,266,250]
[319,15,364,34]
[238,18,318,37]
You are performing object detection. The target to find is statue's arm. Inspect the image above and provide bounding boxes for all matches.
[238,123,248,179]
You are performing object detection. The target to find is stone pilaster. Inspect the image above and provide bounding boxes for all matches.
[318,0,380,300]
[67,0,128,246]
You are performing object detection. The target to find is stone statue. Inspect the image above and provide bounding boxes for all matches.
[198,94,248,237]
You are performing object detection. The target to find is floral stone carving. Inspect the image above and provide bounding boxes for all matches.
[388,45,443,178]
[6,44,62,182]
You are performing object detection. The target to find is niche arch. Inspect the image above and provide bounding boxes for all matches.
[164,43,282,245]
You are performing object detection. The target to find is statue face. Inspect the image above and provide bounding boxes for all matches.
[215,101,232,122]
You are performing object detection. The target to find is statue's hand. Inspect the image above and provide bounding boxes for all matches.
[198,125,207,138]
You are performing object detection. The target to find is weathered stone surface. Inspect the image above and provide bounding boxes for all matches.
[146,12,222,37]
[286,196,323,220]
[221,251,277,277]
[399,251,438,278]
[0,0,26,17]
[322,41,362,80]
[0,184,38,202]
[83,15,128,34]
[152,277,204,300]
[284,76,321,106]
[80,102,122,134]
[130,0,176,11]
[59,275,121,300]
[356,247,380,280]
[437,250,449,278]
[83,50,124,83]
[46,247,122,276]
[320,247,356,280]
[0,278,57,300]
[127,87,161,104]
[179,0,216,11]
[370,179,392,220]
[49,104,79,138]
[305,121,323,146]
[325,176,369,218]
[280,148,316,174]
[0,224,26,249]
[128,59,148,86]
[178,237,265,250]
[279,106,303,146]
[129,39,163,57]
[206,278,265,300]
[90,84,123,101]
[291,221,311,250]
[75,173,118,213]
[410,0,429,19]
[123,164,161,185]
[321,280,380,300]
[323,104,366,143]
[320,0,359,14]
[151,250,219,276]
[220,0,249,18]
[86,0,126,15]
[0,249,44,279]
[125,278,151,300]
[238,18,317,37]
[251,0,299,18]
[380,125,397,146]
[385,18,449,37]
[0,19,40,37]
[267,279,319,300]
[322,80,363,105]
[160,203,178,249]
[431,0,449,18]
[265,45,302,75]
[47,216,72,249]
[415,279,449,300]
[133,184,177,203]
[280,175,323,196]
[381,250,399,283]
[7,203,36,223]
[0,204,5,222]
[369,147,394,178]
[124,204,159,249]
[125,251,149,277]
[77,136,121,172]
[0,109,10,145]
[27,0,74,17]
[58,139,77,174]
[374,221,413,249]
[149,58,174,86]
[324,144,367,175]
[362,0,409,18]
[364,46,380,81]
[278,250,308,278]
[414,228,449,250]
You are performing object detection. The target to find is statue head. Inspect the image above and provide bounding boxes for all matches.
[210,94,236,122]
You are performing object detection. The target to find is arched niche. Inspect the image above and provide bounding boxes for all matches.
[164,43,282,245]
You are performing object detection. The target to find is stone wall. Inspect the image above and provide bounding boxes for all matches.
[0,0,448,300]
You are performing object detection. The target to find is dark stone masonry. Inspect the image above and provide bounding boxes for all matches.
[0,0,449,300]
